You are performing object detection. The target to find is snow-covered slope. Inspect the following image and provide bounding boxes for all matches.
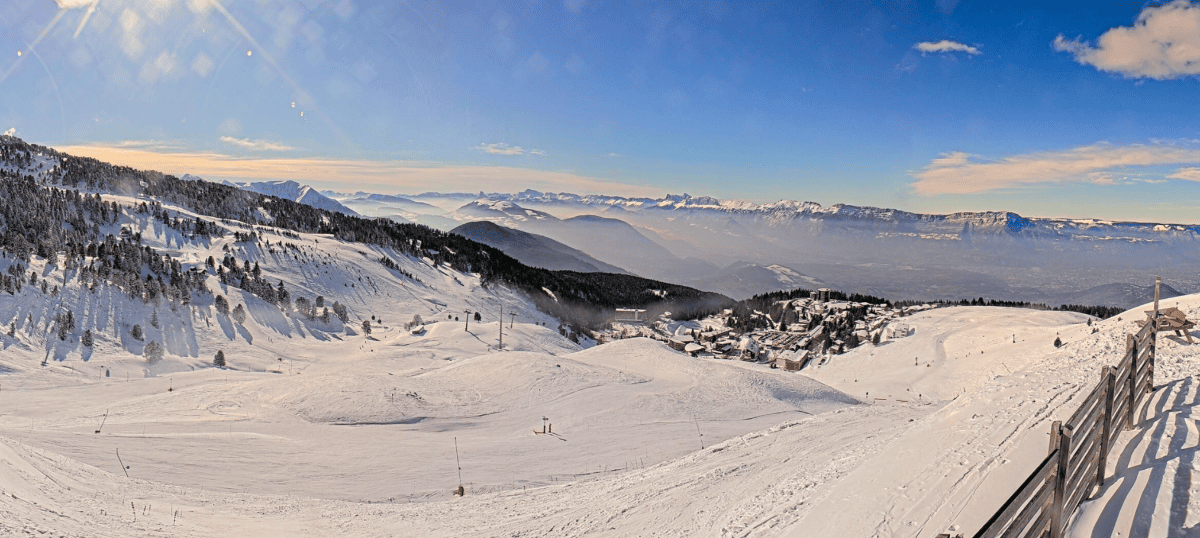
[0,264,1196,537]
[225,180,360,216]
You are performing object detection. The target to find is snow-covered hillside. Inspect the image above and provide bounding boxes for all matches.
[1,137,1195,537]
[224,180,359,216]
[3,272,1196,537]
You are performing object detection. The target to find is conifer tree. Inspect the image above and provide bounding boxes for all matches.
[144,340,163,363]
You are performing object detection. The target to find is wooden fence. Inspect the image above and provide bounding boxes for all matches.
[939,313,1159,538]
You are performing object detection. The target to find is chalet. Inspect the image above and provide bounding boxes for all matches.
[887,324,914,339]
[773,350,811,371]
[614,308,647,323]
[667,334,693,352]
[736,337,760,361]
[701,328,732,342]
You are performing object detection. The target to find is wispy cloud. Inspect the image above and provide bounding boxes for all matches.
[529,149,548,156]
[606,152,621,158]
[52,144,664,198]
[914,40,980,55]
[1054,0,1200,80]
[478,142,525,155]
[219,136,295,152]
[112,139,187,150]
[53,0,92,9]
[1166,167,1200,182]
[911,142,1200,195]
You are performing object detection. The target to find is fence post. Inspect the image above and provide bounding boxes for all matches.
[1126,334,1137,430]
[1147,322,1156,394]
[1098,366,1114,489]
[1050,420,1070,538]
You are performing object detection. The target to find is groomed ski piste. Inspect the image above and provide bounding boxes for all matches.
[0,195,1197,537]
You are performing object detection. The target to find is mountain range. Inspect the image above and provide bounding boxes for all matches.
[450,221,628,274]
[329,190,1197,306]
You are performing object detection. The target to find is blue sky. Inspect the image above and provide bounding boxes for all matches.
[4,0,1200,222]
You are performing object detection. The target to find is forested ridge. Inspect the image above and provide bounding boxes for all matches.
[0,136,731,327]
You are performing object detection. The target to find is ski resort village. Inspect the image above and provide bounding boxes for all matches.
[0,136,1196,538]
[599,294,935,371]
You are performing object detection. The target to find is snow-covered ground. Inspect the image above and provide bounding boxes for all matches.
[0,192,1196,536]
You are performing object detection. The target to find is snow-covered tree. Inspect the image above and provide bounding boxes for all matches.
[215,294,229,316]
[294,296,313,319]
[214,350,226,368]
[56,309,75,340]
[406,314,423,330]
[151,310,159,328]
[81,329,93,347]
[361,319,372,335]
[144,340,163,363]
[331,301,349,323]
[231,304,247,324]
[131,324,144,341]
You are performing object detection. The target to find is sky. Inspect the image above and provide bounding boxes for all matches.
[4,0,1200,222]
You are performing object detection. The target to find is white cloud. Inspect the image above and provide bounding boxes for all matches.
[1167,167,1200,182]
[3,128,15,137]
[479,143,525,156]
[51,144,664,197]
[529,149,548,156]
[219,136,295,152]
[1054,0,1200,80]
[54,0,92,8]
[606,152,621,158]
[913,40,981,55]
[112,139,186,150]
[911,142,1200,195]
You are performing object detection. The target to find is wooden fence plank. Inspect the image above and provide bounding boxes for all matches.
[1000,482,1053,538]
[1068,425,1100,479]
[1065,383,1104,434]
[1126,335,1138,430]
[1099,366,1114,488]
[1066,450,1099,511]
[974,451,1059,538]
[1050,422,1070,538]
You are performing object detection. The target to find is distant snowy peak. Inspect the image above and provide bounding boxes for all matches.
[465,191,1199,239]
[226,180,359,216]
[456,199,558,222]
